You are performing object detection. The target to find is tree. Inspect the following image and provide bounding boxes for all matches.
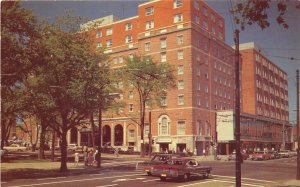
[121,55,176,157]
[28,14,111,172]
[231,0,300,30]
[1,1,39,149]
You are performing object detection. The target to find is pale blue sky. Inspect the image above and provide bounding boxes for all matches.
[21,0,300,124]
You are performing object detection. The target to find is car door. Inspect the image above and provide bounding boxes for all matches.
[186,160,197,175]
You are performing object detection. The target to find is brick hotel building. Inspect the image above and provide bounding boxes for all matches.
[71,0,236,155]
[63,0,290,155]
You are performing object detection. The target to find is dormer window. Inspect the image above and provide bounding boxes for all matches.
[145,7,154,16]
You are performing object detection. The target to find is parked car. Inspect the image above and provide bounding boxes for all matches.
[3,144,27,152]
[67,144,78,152]
[290,150,297,157]
[137,153,185,176]
[0,149,7,156]
[228,152,249,161]
[269,151,280,159]
[278,150,292,158]
[152,158,212,181]
[249,151,272,160]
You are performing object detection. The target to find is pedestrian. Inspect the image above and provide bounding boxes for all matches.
[93,150,98,165]
[84,149,88,166]
[203,148,206,157]
[88,150,94,165]
[74,152,80,166]
[183,148,187,153]
[165,148,168,154]
[114,148,119,157]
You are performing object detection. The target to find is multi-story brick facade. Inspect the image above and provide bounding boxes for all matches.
[69,0,236,155]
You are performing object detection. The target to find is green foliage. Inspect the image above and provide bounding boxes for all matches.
[231,0,297,30]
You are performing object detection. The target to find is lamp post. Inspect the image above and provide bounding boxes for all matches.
[296,69,300,180]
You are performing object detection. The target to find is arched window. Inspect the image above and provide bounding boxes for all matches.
[158,115,170,136]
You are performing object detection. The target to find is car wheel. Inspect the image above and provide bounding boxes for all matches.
[147,172,151,176]
[181,173,190,182]
[203,171,210,179]
[160,177,166,181]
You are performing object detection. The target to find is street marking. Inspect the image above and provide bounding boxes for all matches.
[212,174,276,183]
[37,177,67,181]
[112,177,146,183]
[96,184,118,187]
[177,180,215,187]
[214,179,265,187]
[10,173,142,187]
[142,179,160,182]
[90,173,104,176]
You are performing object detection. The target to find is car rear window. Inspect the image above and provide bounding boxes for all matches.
[166,160,183,165]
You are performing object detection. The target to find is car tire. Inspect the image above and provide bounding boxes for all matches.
[181,173,190,182]
[160,177,166,181]
[147,172,151,176]
[203,171,210,179]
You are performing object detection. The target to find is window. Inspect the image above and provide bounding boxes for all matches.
[203,20,208,30]
[205,73,208,79]
[196,95,201,106]
[178,80,184,90]
[173,0,183,8]
[144,123,149,136]
[161,52,166,62]
[119,57,124,64]
[218,32,223,40]
[96,42,102,49]
[211,26,215,35]
[196,64,201,76]
[178,95,184,105]
[174,13,183,23]
[145,7,154,16]
[145,42,150,51]
[218,19,223,27]
[125,35,132,43]
[197,120,202,135]
[177,121,185,135]
[178,50,184,60]
[205,99,209,108]
[160,97,167,106]
[159,116,169,135]
[125,23,132,31]
[106,28,113,35]
[205,85,208,93]
[129,54,134,60]
[197,78,200,90]
[160,39,167,49]
[96,31,102,38]
[194,0,199,9]
[178,65,184,75]
[146,20,154,30]
[128,130,135,138]
[211,14,215,22]
[106,39,112,47]
[128,91,133,99]
[177,35,183,45]
[194,15,199,24]
[203,7,208,16]
[129,104,133,112]
[205,120,210,136]
[113,58,118,64]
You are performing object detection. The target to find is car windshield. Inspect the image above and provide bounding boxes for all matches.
[152,155,170,161]
[165,160,183,165]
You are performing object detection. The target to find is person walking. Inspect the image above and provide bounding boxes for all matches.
[114,148,120,157]
[74,152,80,166]
[203,148,206,157]
[93,150,98,166]
[88,150,94,165]
[83,148,88,166]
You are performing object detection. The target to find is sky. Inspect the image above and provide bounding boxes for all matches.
[20,0,300,124]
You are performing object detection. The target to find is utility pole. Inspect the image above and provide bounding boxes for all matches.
[214,113,218,160]
[234,29,241,187]
[148,111,152,158]
[297,69,300,180]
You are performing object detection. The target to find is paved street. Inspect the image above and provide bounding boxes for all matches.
[1,156,299,187]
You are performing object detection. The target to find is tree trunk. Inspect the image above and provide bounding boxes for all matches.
[51,130,55,162]
[90,112,96,150]
[60,129,68,172]
[140,100,146,158]
[38,120,47,159]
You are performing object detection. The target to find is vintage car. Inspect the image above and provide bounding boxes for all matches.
[136,153,186,175]
[278,150,292,158]
[152,158,212,181]
[228,152,249,161]
[3,144,27,152]
[249,151,272,160]
[269,151,280,159]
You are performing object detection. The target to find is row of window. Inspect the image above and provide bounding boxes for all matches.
[257,107,289,121]
[256,67,288,90]
[256,93,288,110]
[255,54,287,80]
